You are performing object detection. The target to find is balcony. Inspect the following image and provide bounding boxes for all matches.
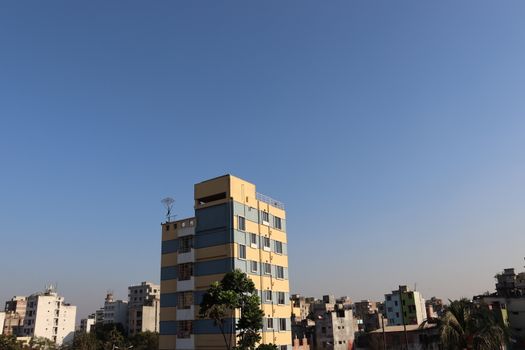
[256,192,285,210]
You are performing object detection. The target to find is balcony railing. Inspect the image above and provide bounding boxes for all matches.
[256,192,285,210]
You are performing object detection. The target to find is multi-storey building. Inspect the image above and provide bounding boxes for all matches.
[128,281,160,335]
[160,174,291,350]
[314,304,355,350]
[79,315,96,333]
[0,311,5,335]
[385,286,426,326]
[22,287,76,345]
[3,296,27,336]
[103,293,128,329]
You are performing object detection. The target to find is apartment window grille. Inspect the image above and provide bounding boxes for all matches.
[279,318,287,331]
[179,236,193,253]
[178,263,193,281]
[263,237,271,250]
[238,216,246,231]
[274,216,282,230]
[276,266,284,279]
[275,241,283,254]
[278,292,285,305]
[177,292,193,309]
[239,244,246,259]
[177,320,192,338]
[250,261,258,273]
[267,318,274,329]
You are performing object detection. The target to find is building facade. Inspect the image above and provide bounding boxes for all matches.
[79,315,96,333]
[3,296,27,336]
[103,293,128,329]
[128,281,160,335]
[22,288,76,345]
[385,286,426,326]
[160,175,291,350]
[314,304,354,350]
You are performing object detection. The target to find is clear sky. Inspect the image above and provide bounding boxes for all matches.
[2,1,525,321]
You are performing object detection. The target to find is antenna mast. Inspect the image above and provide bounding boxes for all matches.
[161,197,175,222]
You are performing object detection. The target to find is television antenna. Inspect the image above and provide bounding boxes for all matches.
[161,197,175,222]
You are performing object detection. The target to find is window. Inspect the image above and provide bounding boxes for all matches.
[178,263,193,281]
[265,290,272,302]
[263,263,271,275]
[274,216,282,230]
[177,292,193,309]
[267,318,274,329]
[179,236,193,253]
[238,216,246,231]
[166,224,170,231]
[387,307,393,312]
[394,301,398,306]
[279,318,287,331]
[276,266,284,279]
[386,295,391,301]
[239,244,246,259]
[261,211,269,223]
[250,260,258,273]
[280,346,287,350]
[278,292,285,304]
[275,241,283,254]
[250,233,257,246]
[263,237,271,250]
[177,320,192,338]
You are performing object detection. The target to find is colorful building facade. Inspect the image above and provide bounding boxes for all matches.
[160,175,291,350]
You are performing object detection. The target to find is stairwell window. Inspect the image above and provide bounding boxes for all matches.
[274,216,282,230]
[261,211,269,223]
[263,237,271,251]
[265,290,272,302]
[277,266,284,279]
[279,318,287,331]
[239,244,246,260]
[275,241,283,254]
[250,260,258,273]
[278,292,285,305]
[263,263,271,275]
[267,318,274,330]
[250,233,257,247]
[238,216,246,231]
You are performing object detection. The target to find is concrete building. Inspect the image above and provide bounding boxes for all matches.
[367,323,440,350]
[79,315,96,333]
[159,174,291,350]
[22,287,76,345]
[0,311,5,335]
[385,286,426,326]
[314,304,354,350]
[128,281,160,335]
[103,293,128,329]
[3,296,27,336]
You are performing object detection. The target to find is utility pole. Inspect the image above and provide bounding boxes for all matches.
[399,287,409,350]
[381,313,387,350]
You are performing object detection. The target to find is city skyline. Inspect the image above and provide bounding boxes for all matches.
[2,0,525,324]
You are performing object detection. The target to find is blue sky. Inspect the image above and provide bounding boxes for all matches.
[2,1,525,320]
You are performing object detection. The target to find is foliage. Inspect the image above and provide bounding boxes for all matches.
[128,331,159,350]
[70,331,99,350]
[29,337,58,350]
[422,298,508,350]
[256,344,279,350]
[200,269,264,350]
[0,334,23,350]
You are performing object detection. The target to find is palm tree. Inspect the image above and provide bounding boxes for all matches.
[422,298,508,350]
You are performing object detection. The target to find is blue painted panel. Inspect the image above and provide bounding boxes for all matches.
[194,258,232,276]
[160,293,178,307]
[160,321,177,335]
[160,266,177,281]
[194,229,230,248]
[193,318,235,334]
[161,239,178,254]
[196,203,230,232]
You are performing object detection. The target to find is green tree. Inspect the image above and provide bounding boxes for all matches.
[256,343,278,350]
[128,331,159,350]
[199,269,264,350]
[0,334,23,350]
[68,331,99,350]
[422,298,508,350]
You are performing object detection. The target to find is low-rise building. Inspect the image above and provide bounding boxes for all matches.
[315,304,354,350]
[127,281,160,335]
[367,323,439,350]
[103,293,128,329]
[79,314,96,333]
[3,296,27,336]
[385,286,426,326]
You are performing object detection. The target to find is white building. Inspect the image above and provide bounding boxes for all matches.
[103,293,128,329]
[79,314,96,333]
[128,281,160,335]
[385,285,426,326]
[22,287,76,345]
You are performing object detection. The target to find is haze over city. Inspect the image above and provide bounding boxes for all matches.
[2,0,525,325]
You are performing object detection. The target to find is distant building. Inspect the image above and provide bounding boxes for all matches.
[79,315,96,333]
[22,287,76,345]
[367,323,440,350]
[127,281,160,335]
[315,304,354,350]
[3,296,26,336]
[385,286,426,326]
[0,311,5,335]
[103,293,128,329]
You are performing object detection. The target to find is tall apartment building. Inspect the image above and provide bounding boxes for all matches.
[384,286,426,326]
[3,296,26,336]
[22,287,76,345]
[160,175,291,350]
[128,281,160,335]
